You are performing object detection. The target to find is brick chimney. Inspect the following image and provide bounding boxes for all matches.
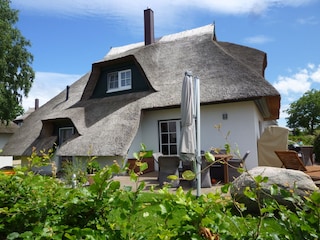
[35,98,39,110]
[144,8,155,45]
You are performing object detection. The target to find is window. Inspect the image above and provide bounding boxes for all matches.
[107,69,132,93]
[159,120,181,155]
[59,127,74,146]
[58,127,74,167]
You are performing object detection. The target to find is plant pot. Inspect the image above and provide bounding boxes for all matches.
[127,157,155,174]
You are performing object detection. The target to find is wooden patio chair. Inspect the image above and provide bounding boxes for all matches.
[274,150,320,181]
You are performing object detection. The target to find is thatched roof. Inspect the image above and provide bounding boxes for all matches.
[1,24,280,157]
[0,122,18,134]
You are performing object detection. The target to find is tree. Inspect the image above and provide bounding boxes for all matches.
[0,0,34,123]
[285,89,320,135]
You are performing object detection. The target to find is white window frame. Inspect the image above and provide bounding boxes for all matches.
[106,69,132,93]
[158,119,181,155]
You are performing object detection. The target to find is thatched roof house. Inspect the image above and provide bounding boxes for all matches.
[2,10,280,170]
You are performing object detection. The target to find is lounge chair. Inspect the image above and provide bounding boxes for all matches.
[182,157,212,188]
[158,156,180,187]
[228,150,250,182]
[274,150,320,180]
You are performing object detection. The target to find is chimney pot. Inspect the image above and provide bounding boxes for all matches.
[144,8,155,45]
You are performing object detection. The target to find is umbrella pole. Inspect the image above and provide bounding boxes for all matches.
[195,76,201,197]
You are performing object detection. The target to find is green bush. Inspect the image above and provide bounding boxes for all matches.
[1,162,320,239]
[289,135,315,146]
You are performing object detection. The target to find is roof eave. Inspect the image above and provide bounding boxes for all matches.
[255,95,280,120]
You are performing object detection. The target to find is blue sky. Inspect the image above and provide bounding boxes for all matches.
[11,0,320,127]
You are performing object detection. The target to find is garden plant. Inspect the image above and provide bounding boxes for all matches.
[0,147,320,239]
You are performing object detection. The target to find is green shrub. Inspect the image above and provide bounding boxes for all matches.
[1,147,320,239]
[1,162,320,239]
[289,135,315,146]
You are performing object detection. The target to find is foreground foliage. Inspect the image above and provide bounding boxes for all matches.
[1,162,320,240]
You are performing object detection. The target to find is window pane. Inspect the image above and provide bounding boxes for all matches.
[161,122,168,132]
[120,71,125,79]
[169,122,176,132]
[120,70,131,87]
[161,134,168,144]
[108,72,118,89]
[162,145,169,155]
[169,133,176,143]
[170,145,177,155]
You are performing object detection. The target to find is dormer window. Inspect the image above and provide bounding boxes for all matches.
[106,69,132,93]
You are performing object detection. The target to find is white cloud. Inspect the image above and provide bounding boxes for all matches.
[273,67,312,95]
[244,35,273,44]
[22,72,82,110]
[12,0,315,17]
[311,64,320,82]
[273,63,320,127]
[12,0,316,39]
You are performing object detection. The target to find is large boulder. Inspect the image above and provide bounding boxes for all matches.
[230,166,319,213]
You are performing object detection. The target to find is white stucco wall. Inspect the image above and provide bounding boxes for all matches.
[129,101,267,170]
[0,156,13,168]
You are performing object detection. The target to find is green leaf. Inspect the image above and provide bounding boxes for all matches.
[130,171,138,182]
[221,183,231,193]
[111,163,121,174]
[182,170,196,180]
[204,152,215,163]
[133,152,139,160]
[159,204,167,215]
[270,184,279,195]
[137,181,146,191]
[310,191,320,203]
[254,175,268,184]
[140,143,147,152]
[109,180,121,191]
[139,162,148,172]
[244,186,257,201]
[224,143,231,154]
[167,175,179,180]
[7,232,20,239]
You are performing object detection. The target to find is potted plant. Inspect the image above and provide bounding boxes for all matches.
[128,143,154,174]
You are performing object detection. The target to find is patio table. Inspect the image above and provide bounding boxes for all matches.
[205,154,233,183]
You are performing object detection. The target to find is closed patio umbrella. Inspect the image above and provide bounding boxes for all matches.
[179,71,201,196]
[179,71,196,162]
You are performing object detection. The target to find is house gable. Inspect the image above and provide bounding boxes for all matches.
[82,55,155,101]
[20,118,79,156]
[91,56,153,98]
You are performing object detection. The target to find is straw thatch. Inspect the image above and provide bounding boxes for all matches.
[1,24,280,157]
[0,122,18,134]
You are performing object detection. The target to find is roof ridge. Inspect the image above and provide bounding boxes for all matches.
[158,24,214,43]
[105,24,214,58]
